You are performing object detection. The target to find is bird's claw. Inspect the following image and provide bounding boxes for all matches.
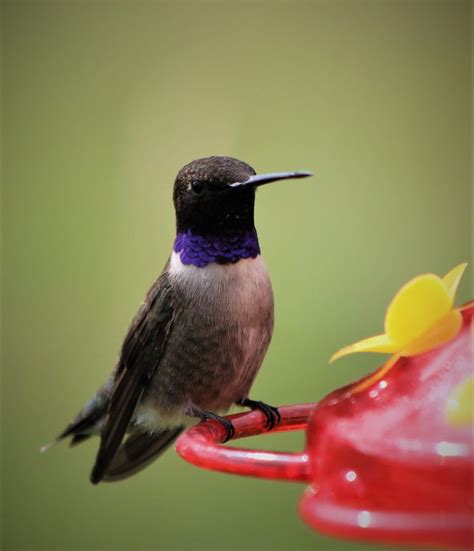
[238,398,281,431]
[256,401,281,430]
[201,413,235,442]
[219,418,235,442]
[186,404,235,442]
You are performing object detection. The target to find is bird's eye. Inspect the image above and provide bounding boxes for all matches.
[191,180,204,194]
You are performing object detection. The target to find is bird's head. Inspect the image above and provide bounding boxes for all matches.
[173,156,311,235]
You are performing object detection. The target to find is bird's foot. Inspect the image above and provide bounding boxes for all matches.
[185,404,235,442]
[237,398,281,431]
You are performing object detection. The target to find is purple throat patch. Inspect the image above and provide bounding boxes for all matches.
[173,229,260,267]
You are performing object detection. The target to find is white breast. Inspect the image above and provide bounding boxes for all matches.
[169,251,273,317]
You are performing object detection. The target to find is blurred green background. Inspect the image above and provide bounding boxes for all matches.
[2,1,472,550]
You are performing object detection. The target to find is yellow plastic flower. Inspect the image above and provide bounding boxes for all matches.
[330,263,468,392]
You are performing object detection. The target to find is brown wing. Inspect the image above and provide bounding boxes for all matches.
[101,427,184,482]
[90,269,174,484]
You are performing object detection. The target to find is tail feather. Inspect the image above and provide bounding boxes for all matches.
[58,413,100,441]
[40,414,99,453]
[42,392,109,452]
[70,433,93,447]
[43,382,181,483]
[100,427,184,482]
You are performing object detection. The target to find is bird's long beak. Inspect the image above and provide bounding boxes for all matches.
[228,170,313,189]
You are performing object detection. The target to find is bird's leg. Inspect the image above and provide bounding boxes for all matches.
[236,398,281,430]
[185,403,235,442]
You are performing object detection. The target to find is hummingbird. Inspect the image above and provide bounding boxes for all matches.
[49,156,312,484]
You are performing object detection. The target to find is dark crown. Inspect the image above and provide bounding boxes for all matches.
[173,156,257,235]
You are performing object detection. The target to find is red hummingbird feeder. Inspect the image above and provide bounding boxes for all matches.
[176,265,473,549]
